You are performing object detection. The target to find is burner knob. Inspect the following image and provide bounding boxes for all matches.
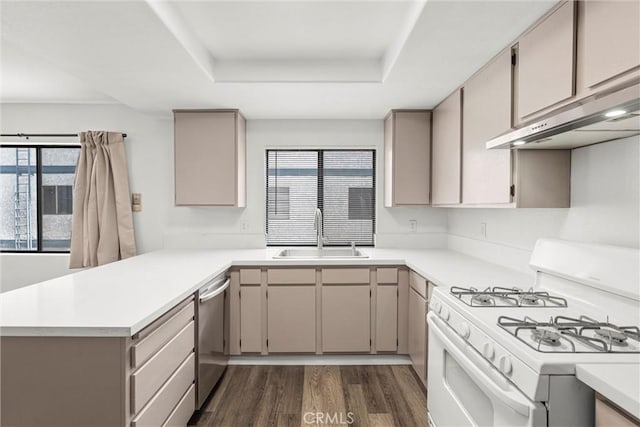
[459,322,470,339]
[482,342,495,360]
[498,355,513,375]
[433,301,442,314]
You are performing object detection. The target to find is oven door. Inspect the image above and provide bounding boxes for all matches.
[427,313,547,427]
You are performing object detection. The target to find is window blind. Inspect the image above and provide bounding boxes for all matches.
[266,150,375,246]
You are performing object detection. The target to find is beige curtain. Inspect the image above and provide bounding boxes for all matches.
[69,131,136,268]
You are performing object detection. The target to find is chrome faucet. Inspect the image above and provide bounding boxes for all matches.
[313,208,326,249]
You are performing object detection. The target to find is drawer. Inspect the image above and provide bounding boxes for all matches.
[409,270,427,299]
[131,322,195,414]
[163,384,196,427]
[322,268,370,284]
[134,298,193,340]
[131,353,195,427]
[132,302,194,368]
[377,268,398,284]
[239,268,261,285]
[267,268,316,285]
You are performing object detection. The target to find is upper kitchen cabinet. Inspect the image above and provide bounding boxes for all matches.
[174,110,246,207]
[462,49,512,205]
[432,89,462,206]
[516,1,576,121]
[384,110,431,207]
[577,0,640,92]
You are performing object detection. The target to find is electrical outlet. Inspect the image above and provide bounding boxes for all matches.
[409,219,417,233]
[131,193,142,212]
[480,222,487,239]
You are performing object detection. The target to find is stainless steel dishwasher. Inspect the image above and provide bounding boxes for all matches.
[196,273,230,410]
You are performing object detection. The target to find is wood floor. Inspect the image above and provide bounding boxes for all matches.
[190,365,427,427]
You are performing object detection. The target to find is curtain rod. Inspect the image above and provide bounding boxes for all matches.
[1,133,127,139]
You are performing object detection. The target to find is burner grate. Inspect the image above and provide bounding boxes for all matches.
[498,315,640,353]
[450,286,567,307]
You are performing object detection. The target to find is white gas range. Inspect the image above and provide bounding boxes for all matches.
[427,239,640,427]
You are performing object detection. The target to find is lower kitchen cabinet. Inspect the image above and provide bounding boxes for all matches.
[322,285,371,352]
[230,266,406,356]
[408,271,428,387]
[0,297,196,427]
[376,285,398,352]
[240,285,262,353]
[267,285,316,353]
[595,394,640,427]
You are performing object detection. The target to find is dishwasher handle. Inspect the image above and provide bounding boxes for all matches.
[199,278,230,302]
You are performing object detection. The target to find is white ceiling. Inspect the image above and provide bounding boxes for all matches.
[0,0,558,118]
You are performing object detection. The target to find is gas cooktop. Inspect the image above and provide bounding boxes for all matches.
[450,286,568,307]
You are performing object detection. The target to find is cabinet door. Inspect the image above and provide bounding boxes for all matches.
[240,286,262,353]
[385,111,431,206]
[432,89,462,205]
[174,110,244,206]
[462,49,512,205]
[408,287,426,386]
[595,396,639,427]
[517,1,576,119]
[267,286,316,353]
[322,286,370,352]
[376,285,398,352]
[579,0,640,90]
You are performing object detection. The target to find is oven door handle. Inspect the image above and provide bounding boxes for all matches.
[199,278,230,302]
[429,313,532,417]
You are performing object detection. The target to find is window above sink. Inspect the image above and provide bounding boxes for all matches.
[265,149,376,247]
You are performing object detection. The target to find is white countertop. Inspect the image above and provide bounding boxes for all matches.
[576,363,640,420]
[0,248,531,337]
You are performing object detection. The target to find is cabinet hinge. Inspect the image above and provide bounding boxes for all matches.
[369,339,372,347]
[266,339,269,348]
[511,51,517,66]
[239,290,241,299]
[370,289,372,298]
[510,185,515,197]
[266,290,268,299]
[239,339,242,349]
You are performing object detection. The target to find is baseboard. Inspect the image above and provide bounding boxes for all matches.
[229,354,412,365]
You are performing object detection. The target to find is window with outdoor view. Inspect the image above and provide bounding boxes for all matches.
[266,150,375,246]
[0,146,79,252]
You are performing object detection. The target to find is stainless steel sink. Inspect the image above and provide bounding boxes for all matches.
[273,248,368,259]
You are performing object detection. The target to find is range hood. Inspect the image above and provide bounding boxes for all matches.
[487,82,640,150]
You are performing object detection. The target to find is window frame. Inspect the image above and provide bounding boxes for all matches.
[265,148,376,247]
[0,144,79,254]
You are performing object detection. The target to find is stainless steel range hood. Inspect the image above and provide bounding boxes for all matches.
[486,83,640,150]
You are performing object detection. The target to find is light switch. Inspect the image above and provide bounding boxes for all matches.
[132,193,142,212]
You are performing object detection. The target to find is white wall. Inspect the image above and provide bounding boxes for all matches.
[3,102,636,289]
[447,135,640,274]
[164,119,448,249]
[1,104,447,291]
